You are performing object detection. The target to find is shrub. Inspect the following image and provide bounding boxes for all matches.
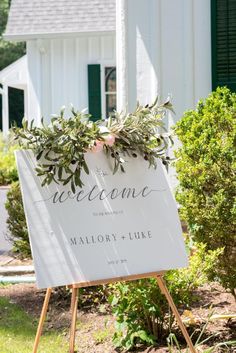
[0,132,18,185]
[174,87,236,297]
[5,181,31,257]
[109,244,221,350]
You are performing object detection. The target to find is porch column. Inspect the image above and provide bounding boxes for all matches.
[2,84,9,136]
[116,0,160,112]
[23,86,29,119]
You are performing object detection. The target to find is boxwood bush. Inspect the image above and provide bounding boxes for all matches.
[5,181,31,257]
[0,132,18,185]
[174,87,236,297]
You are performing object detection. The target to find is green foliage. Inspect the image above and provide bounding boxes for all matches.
[0,40,26,71]
[167,244,223,305]
[0,0,26,71]
[13,99,173,192]
[174,87,236,296]
[109,244,221,350]
[0,132,18,185]
[0,0,8,34]
[5,181,31,257]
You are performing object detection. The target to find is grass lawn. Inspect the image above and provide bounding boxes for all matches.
[0,296,68,353]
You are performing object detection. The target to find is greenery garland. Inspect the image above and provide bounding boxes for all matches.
[13,99,174,193]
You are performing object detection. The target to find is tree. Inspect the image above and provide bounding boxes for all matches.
[0,0,26,70]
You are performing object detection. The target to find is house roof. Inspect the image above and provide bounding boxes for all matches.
[4,0,116,41]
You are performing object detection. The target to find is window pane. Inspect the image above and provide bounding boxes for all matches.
[106,94,116,118]
[105,67,116,92]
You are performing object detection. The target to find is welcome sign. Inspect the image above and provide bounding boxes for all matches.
[15,150,188,289]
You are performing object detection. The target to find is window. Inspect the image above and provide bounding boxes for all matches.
[105,67,116,118]
[88,64,117,121]
[211,0,236,92]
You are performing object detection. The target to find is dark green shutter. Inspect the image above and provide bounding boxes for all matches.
[88,64,102,121]
[9,87,24,128]
[211,0,236,92]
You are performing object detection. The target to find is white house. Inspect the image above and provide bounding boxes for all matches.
[0,55,28,133]
[1,0,236,133]
[2,0,116,133]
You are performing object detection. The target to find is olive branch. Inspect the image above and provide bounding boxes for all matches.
[13,98,174,193]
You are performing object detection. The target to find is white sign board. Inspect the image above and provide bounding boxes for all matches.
[15,150,188,289]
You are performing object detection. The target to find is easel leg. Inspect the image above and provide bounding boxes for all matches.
[69,287,79,353]
[156,276,197,353]
[33,288,52,353]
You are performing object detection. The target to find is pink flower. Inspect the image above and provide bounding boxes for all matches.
[91,140,104,153]
[104,134,116,147]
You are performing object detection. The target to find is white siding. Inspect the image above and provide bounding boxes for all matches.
[116,0,212,123]
[27,34,116,123]
[159,0,211,125]
[26,0,211,125]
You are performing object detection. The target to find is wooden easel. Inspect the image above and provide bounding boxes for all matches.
[33,271,197,353]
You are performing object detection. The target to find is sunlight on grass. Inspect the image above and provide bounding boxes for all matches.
[0,297,68,353]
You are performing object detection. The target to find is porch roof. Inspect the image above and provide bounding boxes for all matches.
[0,55,28,89]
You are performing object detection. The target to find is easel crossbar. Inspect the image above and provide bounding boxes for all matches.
[68,270,166,288]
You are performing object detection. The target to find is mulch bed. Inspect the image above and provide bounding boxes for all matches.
[0,282,235,352]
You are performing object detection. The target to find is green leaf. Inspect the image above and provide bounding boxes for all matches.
[30,119,34,129]
[58,166,63,180]
[71,180,76,193]
[149,96,158,109]
[120,164,125,173]
[63,175,72,185]
[74,170,83,188]
[22,118,28,130]
[36,150,44,160]
[41,177,48,187]
[83,160,89,175]
[111,296,119,306]
[113,160,119,175]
